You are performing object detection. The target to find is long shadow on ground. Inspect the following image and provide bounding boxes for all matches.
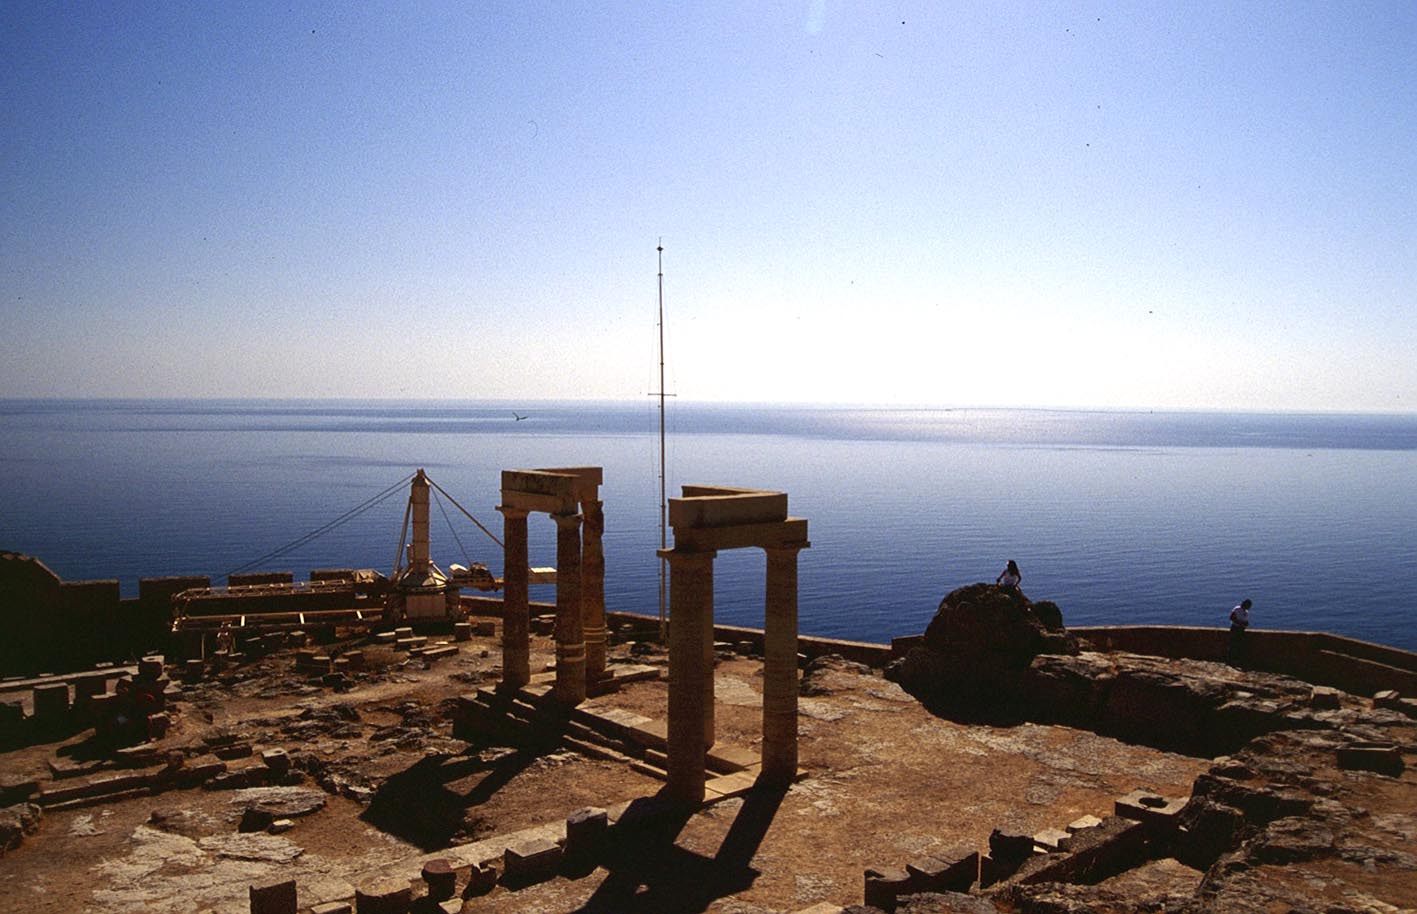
[574,785,787,914]
[362,748,536,850]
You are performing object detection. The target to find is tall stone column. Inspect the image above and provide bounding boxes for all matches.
[762,544,804,785]
[663,548,715,804]
[581,499,607,687]
[553,510,586,705]
[497,506,531,690]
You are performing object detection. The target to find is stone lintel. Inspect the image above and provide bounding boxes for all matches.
[670,489,787,528]
[502,469,577,502]
[499,491,574,515]
[672,519,808,552]
[537,466,603,499]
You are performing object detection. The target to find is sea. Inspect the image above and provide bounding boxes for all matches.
[3,400,1416,651]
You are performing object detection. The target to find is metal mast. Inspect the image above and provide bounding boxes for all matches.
[656,241,668,641]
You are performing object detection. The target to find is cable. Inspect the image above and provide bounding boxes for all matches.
[432,486,472,568]
[221,472,416,582]
[425,476,504,549]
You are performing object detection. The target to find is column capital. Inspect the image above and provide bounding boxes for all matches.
[551,510,583,528]
[763,540,810,556]
[496,505,530,520]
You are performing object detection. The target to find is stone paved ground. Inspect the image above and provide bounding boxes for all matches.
[0,631,1213,913]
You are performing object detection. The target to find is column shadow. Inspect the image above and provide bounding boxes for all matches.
[574,784,788,914]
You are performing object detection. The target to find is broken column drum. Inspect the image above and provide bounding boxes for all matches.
[498,467,605,705]
[660,485,809,803]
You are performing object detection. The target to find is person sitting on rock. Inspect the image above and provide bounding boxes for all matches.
[996,560,1022,590]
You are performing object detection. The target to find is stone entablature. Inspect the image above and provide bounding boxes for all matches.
[497,467,606,705]
[659,485,809,803]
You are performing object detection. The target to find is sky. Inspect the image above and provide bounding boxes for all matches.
[2,2,1415,411]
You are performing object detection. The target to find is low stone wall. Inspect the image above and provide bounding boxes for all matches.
[1071,625,1417,695]
[891,625,1417,696]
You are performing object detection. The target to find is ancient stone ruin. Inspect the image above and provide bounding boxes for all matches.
[3,485,1417,914]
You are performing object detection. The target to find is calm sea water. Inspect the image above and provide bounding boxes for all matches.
[3,400,1415,651]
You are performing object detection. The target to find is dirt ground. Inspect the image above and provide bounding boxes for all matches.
[0,625,1211,914]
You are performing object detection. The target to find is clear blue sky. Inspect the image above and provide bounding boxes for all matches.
[3,2,1414,410]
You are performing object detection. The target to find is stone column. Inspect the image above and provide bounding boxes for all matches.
[762,544,805,785]
[497,506,530,690]
[553,510,586,705]
[581,499,607,687]
[663,548,715,804]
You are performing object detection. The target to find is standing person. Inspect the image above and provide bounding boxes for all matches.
[996,560,1022,590]
[1227,599,1252,666]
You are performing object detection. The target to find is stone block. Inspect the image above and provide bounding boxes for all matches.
[1372,689,1401,708]
[988,827,1035,864]
[1310,686,1342,709]
[1337,742,1405,776]
[503,837,562,885]
[261,748,291,773]
[473,620,495,637]
[1115,789,1187,828]
[904,856,949,891]
[32,683,69,721]
[467,861,497,895]
[563,805,608,864]
[864,865,911,910]
[1065,814,1103,833]
[288,630,308,647]
[147,712,171,739]
[182,659,204,682]
[138,656,164,680]
[0,700,25,737]
[1012,815,1151,886]
[214,743,253,760]
[354,877,411,914]
[373,631,397,644]
[394,627,414,638]
[420,858,456,901]
[1034,827,1071,852]
[248,877,297,914]
[343,650,365,670]
[453,622,473,641]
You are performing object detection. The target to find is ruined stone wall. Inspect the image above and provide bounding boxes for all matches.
[1072,625,1417,695]
[227,571,294,587]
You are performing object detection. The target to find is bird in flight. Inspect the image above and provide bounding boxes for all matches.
[512,412,528,421]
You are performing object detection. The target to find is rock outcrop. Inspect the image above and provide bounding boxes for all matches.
[886,584,1378,756]
[874,583,1417,914]
[885,584,1078,720]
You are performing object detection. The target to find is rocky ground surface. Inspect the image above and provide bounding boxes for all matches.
[0,595,1414,914]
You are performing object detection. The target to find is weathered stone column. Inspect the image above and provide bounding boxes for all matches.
[497,506,530,690]
[553,510,586,705]
[762,544,805,785]
[703,574,716,750]
[663,548,715,804]
[581,499,607,686]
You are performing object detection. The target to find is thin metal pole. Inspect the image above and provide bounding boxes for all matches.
[657,241,668,642]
